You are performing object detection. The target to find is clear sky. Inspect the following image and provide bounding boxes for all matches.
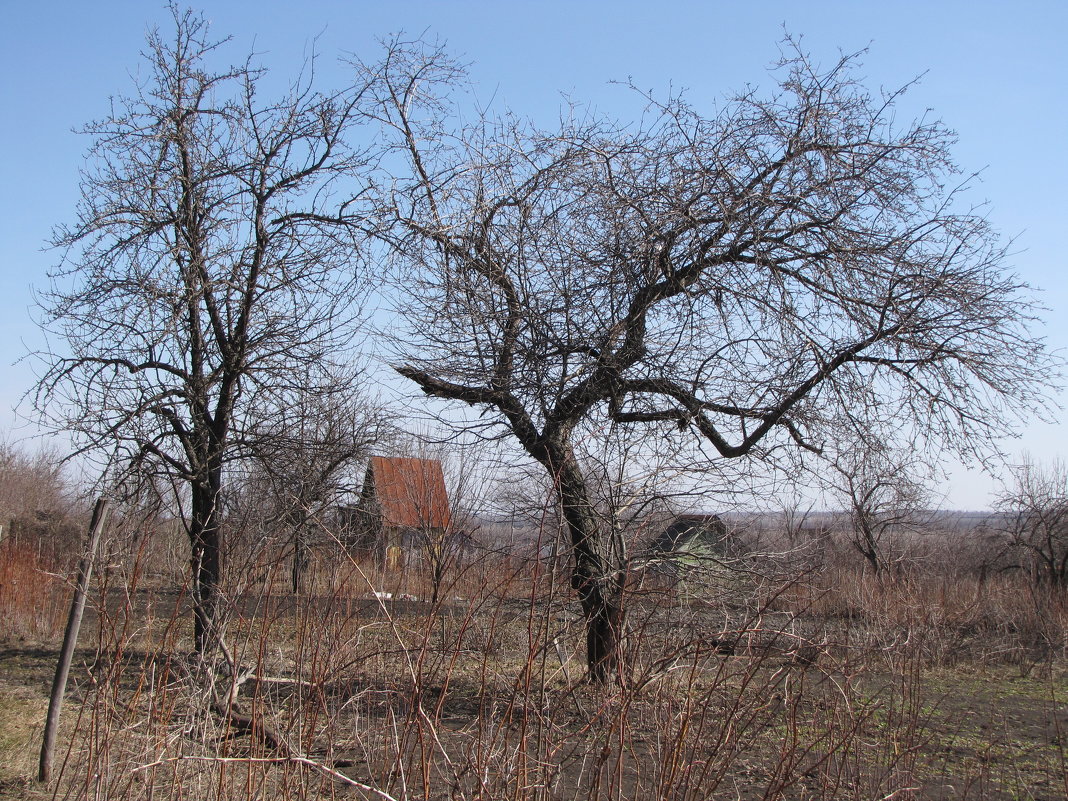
[1,1,1064,509]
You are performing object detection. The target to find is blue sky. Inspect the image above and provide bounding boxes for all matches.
[1,1,1065,508]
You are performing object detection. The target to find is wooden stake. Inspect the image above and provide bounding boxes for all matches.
[38,497,109,784]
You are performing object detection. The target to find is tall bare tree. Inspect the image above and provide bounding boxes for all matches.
[34,9,379,653]
[370,41,1056,682]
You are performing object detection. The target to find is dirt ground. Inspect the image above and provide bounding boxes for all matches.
[1,631,1065,798]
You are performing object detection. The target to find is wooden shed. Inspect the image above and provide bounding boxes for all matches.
[351,456,452,569]
[646,513,730,573]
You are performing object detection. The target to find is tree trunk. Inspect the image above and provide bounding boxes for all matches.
[190,464,224,656]
[550,445,626,684]
[292,527,309,595]
[585,597,625,684]
[854,519,881,576]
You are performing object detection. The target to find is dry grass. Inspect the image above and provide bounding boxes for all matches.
[1,527,1067,800]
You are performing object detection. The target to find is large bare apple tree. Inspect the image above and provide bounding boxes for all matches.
[372,42,1057,682]
[34,9,379,654]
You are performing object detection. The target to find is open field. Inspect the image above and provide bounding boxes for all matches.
[1,531,1067,800]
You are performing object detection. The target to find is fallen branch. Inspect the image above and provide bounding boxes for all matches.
[133,754,399,801]
[211,699,290,753]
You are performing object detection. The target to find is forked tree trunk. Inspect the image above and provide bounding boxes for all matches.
[854,520,882,576]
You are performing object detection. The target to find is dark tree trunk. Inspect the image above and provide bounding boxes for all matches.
[584,597,625,684]
[550,442,626,684]
[292,527,309,594]
[853,519,881,576]
[190,462,224,656]
[429,550,444,606]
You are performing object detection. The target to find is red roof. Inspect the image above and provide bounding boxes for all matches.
[365,456,451,530]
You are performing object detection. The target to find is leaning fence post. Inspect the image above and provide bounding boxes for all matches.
[38,497,109,785]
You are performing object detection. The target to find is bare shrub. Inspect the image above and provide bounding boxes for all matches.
[996,456,1068,588]
[0,537,68,640]
[0,441,77,550]
[13,500,1056,800]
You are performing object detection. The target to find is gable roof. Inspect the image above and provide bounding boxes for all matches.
[650,514,727,554]
[363,456,451,530]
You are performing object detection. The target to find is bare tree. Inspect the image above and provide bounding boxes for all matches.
[0,442,76,548]
[370,41,1056,681]
[241,371,389,594]
[771,484,818,551]
[996,456,1068,588]
[820,440,935,576]
[399,440,489,607]
[33,9,379,653]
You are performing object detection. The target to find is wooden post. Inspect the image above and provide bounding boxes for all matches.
[38,498,109,785]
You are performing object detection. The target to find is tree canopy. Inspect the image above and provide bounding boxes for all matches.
[372,40,1057,680]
